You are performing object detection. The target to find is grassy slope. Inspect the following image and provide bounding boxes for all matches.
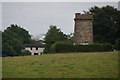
[2,52,118,78]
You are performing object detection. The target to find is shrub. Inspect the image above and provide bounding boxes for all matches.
[50,42,113,53]
[20,50,31,56]
[50,41,73,53]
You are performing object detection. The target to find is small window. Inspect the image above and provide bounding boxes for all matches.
[30,47,32,50]
[36,47,38,50]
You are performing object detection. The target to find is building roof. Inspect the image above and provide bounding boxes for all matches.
[24,44,44,47]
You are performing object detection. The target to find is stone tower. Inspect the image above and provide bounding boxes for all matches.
[74,13,93,45]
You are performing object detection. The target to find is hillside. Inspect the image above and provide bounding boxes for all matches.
[2,52,118,78]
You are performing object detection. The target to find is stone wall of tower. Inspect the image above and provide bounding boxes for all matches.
[74,13,93,45]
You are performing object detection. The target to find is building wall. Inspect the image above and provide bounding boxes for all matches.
[74,13,93,45]
[25,47,44,55]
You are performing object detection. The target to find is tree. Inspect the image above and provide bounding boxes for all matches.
[2,43,17,57]
[2,24,31,57]
[44,25,68,53]
[5,24,31,43]
[87,5,120,44]
[66,33,74,44]
[31,34,45,44]
[115,38,120,50]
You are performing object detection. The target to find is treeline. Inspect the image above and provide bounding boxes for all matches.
[2,5,120,56]
[44,5,120,53]
[2,24,73,57]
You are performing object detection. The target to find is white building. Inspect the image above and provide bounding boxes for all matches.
[24,44,44,55]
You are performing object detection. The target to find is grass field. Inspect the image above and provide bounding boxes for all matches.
[2,52,118,78]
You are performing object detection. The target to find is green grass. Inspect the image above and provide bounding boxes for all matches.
[2,52,118,78]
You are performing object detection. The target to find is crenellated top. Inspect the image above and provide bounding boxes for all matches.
[74,13,93,20]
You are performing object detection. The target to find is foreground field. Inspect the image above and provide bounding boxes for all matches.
[2,52,118,78]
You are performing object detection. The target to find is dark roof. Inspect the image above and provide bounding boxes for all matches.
[24,44,44,47]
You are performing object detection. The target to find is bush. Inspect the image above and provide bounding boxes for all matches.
[115,38,120,50]
[20,50,31,56]
[50,42,113,53]
[50,41,73,53]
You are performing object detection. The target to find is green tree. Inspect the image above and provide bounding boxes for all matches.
[115,38,120,50]
[44,25,68,53]
[87,5,120,44]
[6,24,31,43]
[2,24,31,57]
[7,38,23,55]
[2,43,17,57]
[66,33,74,44]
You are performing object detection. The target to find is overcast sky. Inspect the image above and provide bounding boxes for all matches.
[2,2,118,39]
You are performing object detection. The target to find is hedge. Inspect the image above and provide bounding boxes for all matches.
[50,42,113,53]
[50,41,73,53]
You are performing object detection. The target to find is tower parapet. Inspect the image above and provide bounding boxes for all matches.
[75,13,93,20]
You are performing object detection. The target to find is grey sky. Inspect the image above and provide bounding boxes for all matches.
[2,2,118,39]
